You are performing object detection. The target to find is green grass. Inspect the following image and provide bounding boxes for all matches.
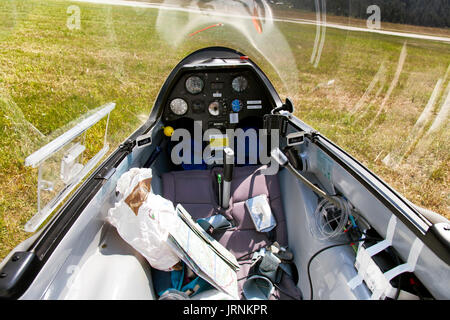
[0,0,449,260]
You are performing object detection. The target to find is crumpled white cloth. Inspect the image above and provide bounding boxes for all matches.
[106,168,180,271]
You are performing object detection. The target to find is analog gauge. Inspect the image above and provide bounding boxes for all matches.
[232,76,248,93]
[170,98,188,115]
[185,76,204,94]
[208,101,220,116]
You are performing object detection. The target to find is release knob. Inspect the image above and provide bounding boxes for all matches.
[163,126,174,137]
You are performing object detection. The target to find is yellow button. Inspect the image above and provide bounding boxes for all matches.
[163,126,174,137]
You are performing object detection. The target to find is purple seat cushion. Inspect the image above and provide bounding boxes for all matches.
[162,166,301,300]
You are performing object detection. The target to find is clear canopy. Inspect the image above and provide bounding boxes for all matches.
[0,0,448,258]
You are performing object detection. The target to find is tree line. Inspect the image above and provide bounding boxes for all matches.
[281,0,450,28]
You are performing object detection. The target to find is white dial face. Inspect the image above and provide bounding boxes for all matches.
[185,76,204,94]
[170,98,188,115]
[232,76,248,92]
[208,101,220,116]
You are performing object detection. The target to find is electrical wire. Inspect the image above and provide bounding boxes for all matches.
[314,197,351,240]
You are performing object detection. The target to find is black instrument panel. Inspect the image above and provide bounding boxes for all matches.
[162,68,275,130]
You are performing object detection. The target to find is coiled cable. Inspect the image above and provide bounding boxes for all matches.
[314,196,351,240]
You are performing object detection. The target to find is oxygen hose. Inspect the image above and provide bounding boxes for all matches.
[286,161,341,207]
[271,148,342,207]
[271,148,352,239]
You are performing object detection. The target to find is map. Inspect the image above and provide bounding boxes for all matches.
[167,205,239,299]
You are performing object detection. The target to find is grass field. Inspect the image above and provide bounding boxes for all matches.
[0,0,449,261]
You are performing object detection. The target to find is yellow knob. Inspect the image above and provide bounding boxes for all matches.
[163,126,174,137]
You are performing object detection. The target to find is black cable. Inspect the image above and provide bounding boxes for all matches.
[307,237,381,300]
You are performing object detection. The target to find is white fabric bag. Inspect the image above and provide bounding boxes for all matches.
[106,168,180,271]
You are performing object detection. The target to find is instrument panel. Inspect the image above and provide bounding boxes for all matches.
[162,68,275,130]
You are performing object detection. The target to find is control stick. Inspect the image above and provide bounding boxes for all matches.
[222,147,234,209]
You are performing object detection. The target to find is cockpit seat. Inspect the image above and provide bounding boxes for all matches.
[162,165,302,300]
